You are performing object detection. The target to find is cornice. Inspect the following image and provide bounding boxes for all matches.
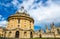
[8,16,34,23]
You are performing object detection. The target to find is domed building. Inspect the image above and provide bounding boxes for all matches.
[0,7,60,38]
[1,7,34,38]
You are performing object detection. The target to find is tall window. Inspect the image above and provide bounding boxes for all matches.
[18,19,20,23]
[24,20,26,28]
[30,21,31,28]
[30,32,33,38]
[15,31,19,38]
[8,31,11,37]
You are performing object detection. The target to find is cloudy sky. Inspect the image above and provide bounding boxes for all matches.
[0,0,60,31]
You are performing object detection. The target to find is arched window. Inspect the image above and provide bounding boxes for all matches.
[15,31,19,38]
[8,31,11,36]
[30,32,33,38]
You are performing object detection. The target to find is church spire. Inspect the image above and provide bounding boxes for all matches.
[50,22,55,29]
[46,25,48,29]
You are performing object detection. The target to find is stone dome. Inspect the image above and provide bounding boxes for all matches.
[10,11,30,17]
[8,6,34,23]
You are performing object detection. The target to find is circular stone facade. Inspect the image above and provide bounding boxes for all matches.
[7,11,34,30]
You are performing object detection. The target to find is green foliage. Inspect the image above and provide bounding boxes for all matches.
[0,37,60,39]
[29,38,60,39]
